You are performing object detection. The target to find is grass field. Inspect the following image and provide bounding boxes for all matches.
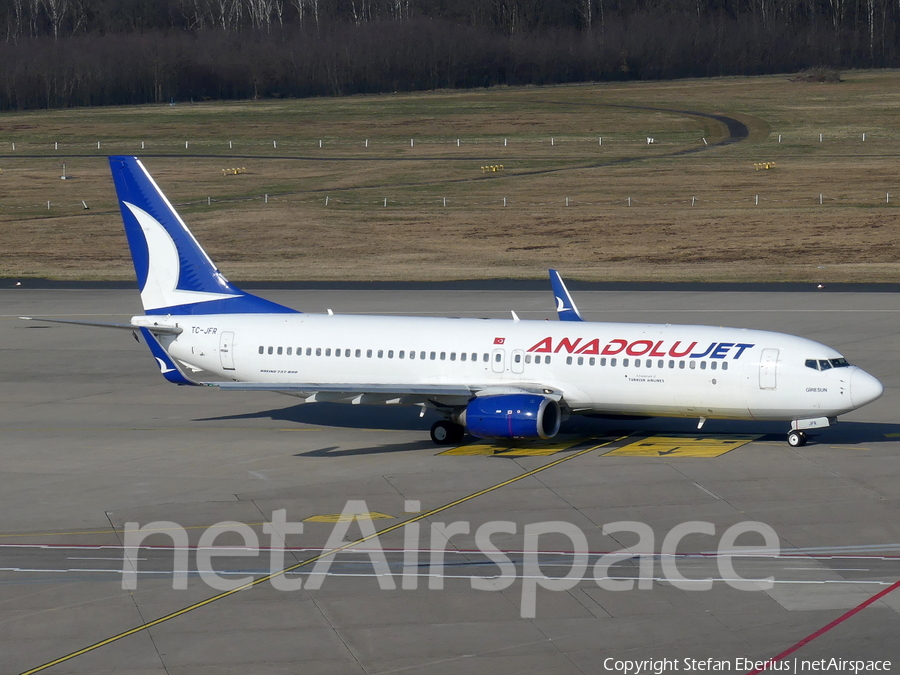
[2,71,900,282]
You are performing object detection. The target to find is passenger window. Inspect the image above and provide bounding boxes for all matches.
[451,352,456,361]
[378,350,384,358]
[483,353,489,362]
[334,348,340,357]
[325,348,331,356]
[545,356,552,364]
[316,348,322,356]
[514,353,520,363]
[345,349,350,357]
[689,361,695,369]
[668,360,674,368]
[494,353,500,362]
[258,346,264,354]
[722,362,728,371]
[441,352,446,360]
[623,358,629,367]
[700,361,706,370]
[610,358,616,367]
[658,360,664,368]
[634,359,640,367]
[366,349,372,358]
[472,353,477,361]
[805,359,819,370]
[710,361,717,370]
[267,346,273,355]
[577,356,583,365]
[535,355,541,364]
[410,351,416,360]
[589,357,595,366]
[306,348,312,356]
[566,356,573,365]
[679,360,685,369]
[286,347,292,355]
[297,347,302,355]
[400,350,405,359]
[431,352,436,360]
[355,349,361,357]
[461,353,467,361]
[388,350,394,358]
[600,358,606,366]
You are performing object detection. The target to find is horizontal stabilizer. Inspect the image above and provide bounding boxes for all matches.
[20,317,182,335]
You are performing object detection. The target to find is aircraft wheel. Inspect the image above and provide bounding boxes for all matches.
[787,430,807,447]
[430,420,464,445]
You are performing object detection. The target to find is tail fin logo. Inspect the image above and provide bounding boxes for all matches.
[123,202,240,311]
[154,357,176,374]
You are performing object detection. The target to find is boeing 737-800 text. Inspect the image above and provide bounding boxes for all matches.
[26,157,884,447]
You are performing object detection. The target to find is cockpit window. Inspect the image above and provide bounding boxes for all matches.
[806,357,851,371]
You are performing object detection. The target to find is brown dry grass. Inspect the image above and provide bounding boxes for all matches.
[2,71,900,282]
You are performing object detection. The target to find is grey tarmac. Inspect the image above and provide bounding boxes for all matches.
[1,288,899,674]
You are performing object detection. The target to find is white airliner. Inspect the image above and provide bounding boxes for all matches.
[27,157,884,447]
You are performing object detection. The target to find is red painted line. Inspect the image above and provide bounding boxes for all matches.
[746,578,900,675]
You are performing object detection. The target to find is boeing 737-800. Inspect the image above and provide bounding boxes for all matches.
[26,157,884,447]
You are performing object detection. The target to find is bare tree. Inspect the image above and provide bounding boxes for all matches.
[207,0,243,31]
[251,0,283,31]
[828,0,844,29]
[866,0,875,58]
[6,0,24,42]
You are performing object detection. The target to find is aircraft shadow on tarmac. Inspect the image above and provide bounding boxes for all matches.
[295,441,437,457]
[198,401,436,431]
[198,403,900,451]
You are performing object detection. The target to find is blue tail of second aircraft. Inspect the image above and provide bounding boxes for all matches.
[109,156,298,316]
[549,269,584,322]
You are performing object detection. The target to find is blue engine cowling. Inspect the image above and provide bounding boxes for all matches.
[462,394,561,440]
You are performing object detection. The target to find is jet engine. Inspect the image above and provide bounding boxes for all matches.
[460,394,561,440]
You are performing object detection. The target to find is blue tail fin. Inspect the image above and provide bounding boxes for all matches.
[549,269,584,322]
[109,156,297,316]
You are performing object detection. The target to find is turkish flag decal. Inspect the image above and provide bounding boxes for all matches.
[494,337,506,345]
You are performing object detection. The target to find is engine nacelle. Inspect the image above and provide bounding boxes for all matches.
[461,394,561,440]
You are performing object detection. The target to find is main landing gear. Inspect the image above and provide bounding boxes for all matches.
[787,430,807,447]
[430,420,465,445]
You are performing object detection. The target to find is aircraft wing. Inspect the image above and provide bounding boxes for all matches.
[206,381,563,406]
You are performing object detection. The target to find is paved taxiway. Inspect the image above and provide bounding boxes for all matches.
[1,287,899,674]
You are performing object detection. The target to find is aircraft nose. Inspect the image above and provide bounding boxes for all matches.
[850,369,884,408]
